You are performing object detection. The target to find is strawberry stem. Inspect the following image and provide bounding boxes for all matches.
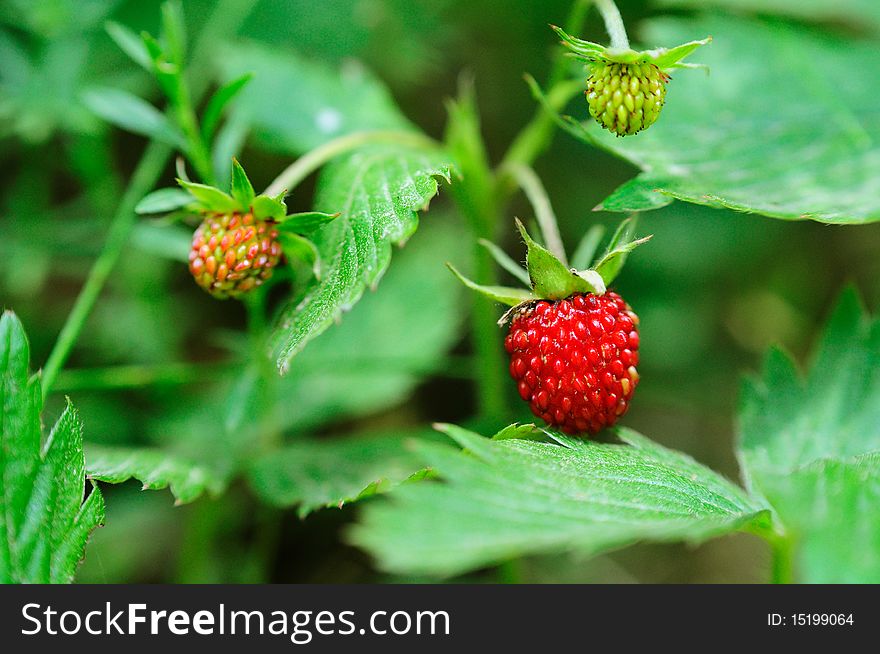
[264,130,438,199]
[595,0,630,51]
[502,162,568,266]
[39,0,257,401]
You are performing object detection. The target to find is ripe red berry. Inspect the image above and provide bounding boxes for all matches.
[188,212,282,299]
[504,292,640,434]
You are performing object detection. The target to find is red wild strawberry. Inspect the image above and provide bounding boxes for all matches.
[504,292,640,434]
[189,212,282,299]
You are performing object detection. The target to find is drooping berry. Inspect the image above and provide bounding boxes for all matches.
[586,62,668,136]
[504,291,640,434]
[188,212,282,299]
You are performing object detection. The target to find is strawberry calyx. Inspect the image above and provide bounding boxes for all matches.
[449,216,650,320]
[551,25,711,72]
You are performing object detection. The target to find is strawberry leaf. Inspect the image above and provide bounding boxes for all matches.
[268,143,454,373]
[350,423,769,577]
[738,288,880,581]
[85,445,227,505]
[1,311,104,583]
[248,429,443,518]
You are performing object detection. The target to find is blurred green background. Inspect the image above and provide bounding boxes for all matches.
[2,0,878,583]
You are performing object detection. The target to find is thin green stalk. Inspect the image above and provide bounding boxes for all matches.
[41,141,171,399]
[263,130,437,198]
[52,361,232,392]
[40,0,257,401]
[499,0,590,175]
[595,0,629,50]
[769,533,796,584]
[174,77,215,184]
[501,162,567,266]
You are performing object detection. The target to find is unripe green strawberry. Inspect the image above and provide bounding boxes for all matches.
[586,62,668,136]
[189,212,282,299]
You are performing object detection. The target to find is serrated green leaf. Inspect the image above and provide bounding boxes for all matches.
[276,211,339,233]
[1,311,104,583]
[201,72,252,142]
[268,143,454,373]
[351,424,768,577]
[230,158,255,208]
[588,15,880,223]
[82,87,185,148]
[228,217,466,435]
[135,188,193,215]
[516,219,604,298]
[738,287,880,581]
[106,21,151,70]
[85,444,227,505]
[248,429,444,518]
[177,179,238,213]
[595,178,673,213]
[760,455,880,583]
[446,263,537,307]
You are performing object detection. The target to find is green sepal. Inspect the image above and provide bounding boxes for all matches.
[176,179,239,213]
[446,264,537,307]
[552,25,711,70]
[478,239,530,286]
[230,158,256,208]
[277,232,320,280]
[516,219,604,298]
[251,195,287,222]
[135,188,194,215]
[591,216,652,286]
[276,211,340,234]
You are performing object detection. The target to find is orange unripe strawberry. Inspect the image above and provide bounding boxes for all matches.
[188,212,282,299]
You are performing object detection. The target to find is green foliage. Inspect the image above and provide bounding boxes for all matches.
[268,144,455,372]
[658,0,880,32]
[517,219,606,297]
[248,429,442,517]
[219,44,413,155]
[351,423,769,577]
[86,445,228,505]
[584,15,880,223]
[231,216,467,435]
[738,288,880,581]
[81,87,186,148]
[0,312,103,583]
